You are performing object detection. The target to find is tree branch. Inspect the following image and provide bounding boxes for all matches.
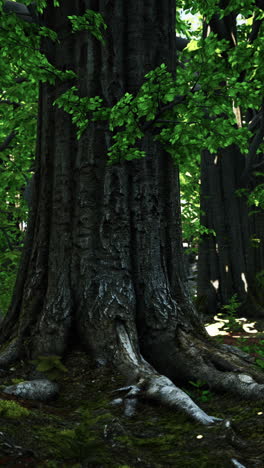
[15,77,29,84]
[0,100,22,108]
[0,131,17,152]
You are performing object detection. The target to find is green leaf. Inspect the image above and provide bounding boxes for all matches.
[256,359,264,369]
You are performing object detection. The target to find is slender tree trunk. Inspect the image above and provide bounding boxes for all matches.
[1,0,264,426]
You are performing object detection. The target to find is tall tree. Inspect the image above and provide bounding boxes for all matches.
[196,2,264,318]
[1,0,264,426]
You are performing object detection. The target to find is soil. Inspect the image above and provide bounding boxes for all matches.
[0,321,263,467]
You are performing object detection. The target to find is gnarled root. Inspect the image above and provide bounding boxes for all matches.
[113,322,223,425]
[112,374,222,425]
[175,329,264,400]
[113,322,264,425]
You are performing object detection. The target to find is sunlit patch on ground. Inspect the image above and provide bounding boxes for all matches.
[205,314,258,336]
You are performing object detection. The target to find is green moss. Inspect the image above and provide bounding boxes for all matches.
[0,399,30,418]
[34,409,115,464]
[11,378,26,384]
[225,403,264,423]
[0,349,262,467]
[30,355,68,380]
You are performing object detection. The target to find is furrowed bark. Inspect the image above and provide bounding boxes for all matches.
[0,0,264,431]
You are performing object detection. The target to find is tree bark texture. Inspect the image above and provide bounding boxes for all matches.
[1,0,264,425]
[197,147,264,317]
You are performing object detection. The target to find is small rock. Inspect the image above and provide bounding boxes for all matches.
[3,379,59,401]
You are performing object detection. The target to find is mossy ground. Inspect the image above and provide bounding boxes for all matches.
[0,325,263,467]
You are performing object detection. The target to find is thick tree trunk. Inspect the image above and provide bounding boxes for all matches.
[197,147,264,318]
[1,0,264,426]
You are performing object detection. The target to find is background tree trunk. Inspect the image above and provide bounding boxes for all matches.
[197,146,264,318]
[197,8,264,318]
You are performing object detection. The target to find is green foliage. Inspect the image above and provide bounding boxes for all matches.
[180,171,216,249]
[0,2,104,316]
[20,0,60,13]
[68,9,107,45]
[55,54,250,163]
[30,355,68,380]
[11,378,26,384]
[53,4,264,247]
[176,10,194,38]
[180,0,257,22]
[237,184,264,215]
[0,9,75,85]
[0,399,30,418]
[250,237,261,248]
[222,294,241,315]
[218,294,242,332]
[0,250,21,316]
[255,270,264,287]
[238,338,264,370]
[255,357,264,369]
[54,86,110,140]
[188,380,214,402]
[248,178,264,209]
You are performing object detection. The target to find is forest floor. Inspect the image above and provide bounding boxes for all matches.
[0,319,264,467]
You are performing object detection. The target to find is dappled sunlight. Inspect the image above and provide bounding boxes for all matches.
[205,314,258,336]
[210,279,219,290]
[243,321,257,333]
[214,155,219,164]
[241,272,248,292]
[205,319,228,336]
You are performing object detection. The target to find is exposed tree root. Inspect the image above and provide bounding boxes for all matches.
[112,322,264,426]
[1,316,264,430]
[231,460,247,468]
[112,376,222,424]
[175,328,264,399]
[113,322,223,425]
